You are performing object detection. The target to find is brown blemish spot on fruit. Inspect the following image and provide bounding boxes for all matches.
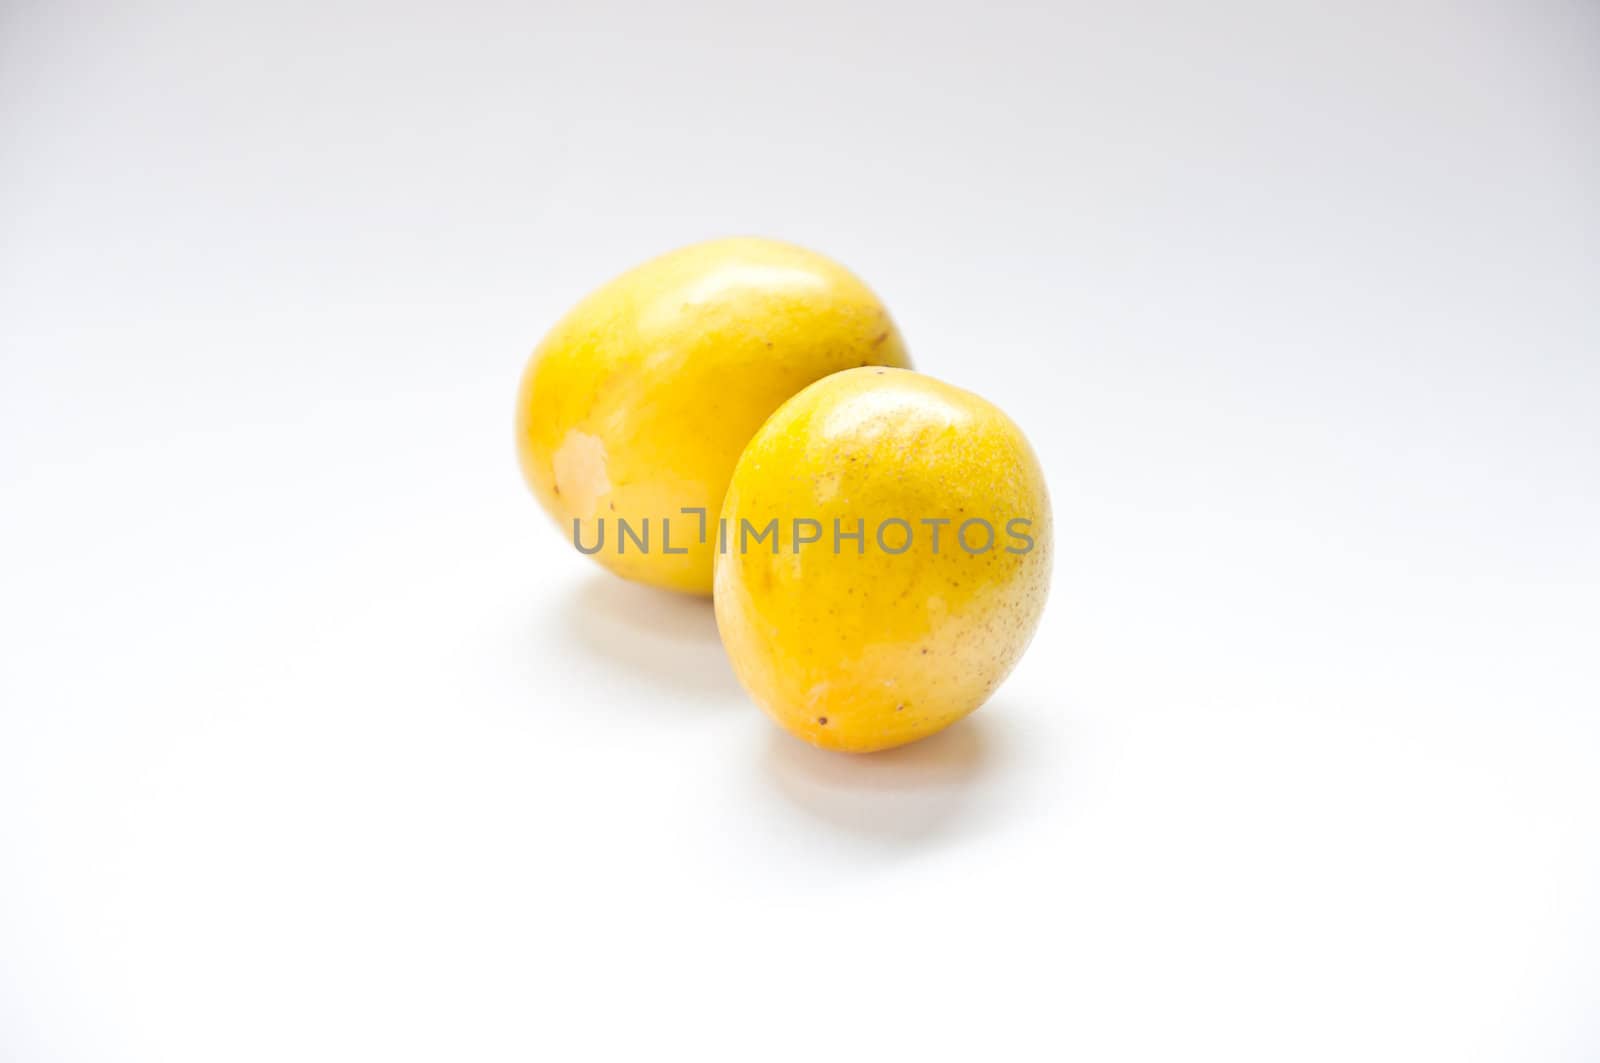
[872,331,889,346]
[895,703,906,712]
[817,716,829,725]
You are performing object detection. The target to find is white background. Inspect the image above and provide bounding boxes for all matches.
[3,1,1597,1059]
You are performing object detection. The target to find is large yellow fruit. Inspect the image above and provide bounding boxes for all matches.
[515,238,911,594]
[714,368,1052,752]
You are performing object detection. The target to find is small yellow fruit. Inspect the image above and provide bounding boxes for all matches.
[515,238,911,595]
[714,368,1052,752]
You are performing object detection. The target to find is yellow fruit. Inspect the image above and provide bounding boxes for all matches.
[714,368,1052,752]
[515,237,911,594]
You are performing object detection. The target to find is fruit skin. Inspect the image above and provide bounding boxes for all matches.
[714,368,1052,753]
[515,237,911,595]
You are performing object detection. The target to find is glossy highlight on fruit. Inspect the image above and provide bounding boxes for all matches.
[515,237,911,594]
[714,368,1052,752]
